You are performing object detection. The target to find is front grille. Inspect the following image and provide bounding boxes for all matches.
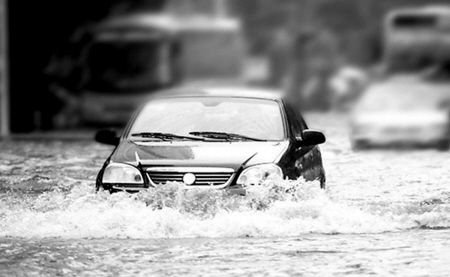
[146,168,234,186]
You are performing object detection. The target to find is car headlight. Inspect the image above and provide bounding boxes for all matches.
[102,163,144,184]
[236,164,283,186]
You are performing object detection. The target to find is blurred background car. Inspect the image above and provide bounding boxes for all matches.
[350,73,450,150]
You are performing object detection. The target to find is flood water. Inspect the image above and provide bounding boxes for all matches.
[0,113,449,276]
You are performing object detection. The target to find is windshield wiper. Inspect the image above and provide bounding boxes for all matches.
[131,132,206,141]
[189,131,266,142]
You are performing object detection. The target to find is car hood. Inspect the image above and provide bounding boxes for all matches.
[111,140,290,170]
[355,74,450,112]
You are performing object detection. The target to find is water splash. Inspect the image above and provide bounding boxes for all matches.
[1,179,448,239]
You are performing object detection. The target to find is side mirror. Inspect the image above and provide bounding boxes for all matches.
[95,129,120,146]
[296,130,326,147]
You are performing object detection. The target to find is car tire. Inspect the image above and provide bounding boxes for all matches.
[351,139,370,151]
[319,172,326,190]
[436,140,450,151]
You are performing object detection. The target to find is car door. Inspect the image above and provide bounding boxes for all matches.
[284,102,326,187]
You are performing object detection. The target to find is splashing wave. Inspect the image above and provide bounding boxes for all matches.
[1,179,449,239]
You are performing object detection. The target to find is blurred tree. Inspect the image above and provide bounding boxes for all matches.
[231,0,450,65]
[285,29,339,111]
[267,29,292,87]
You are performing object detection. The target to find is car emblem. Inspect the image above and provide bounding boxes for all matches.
[183,173,196,185]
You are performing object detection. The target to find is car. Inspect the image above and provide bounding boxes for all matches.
[94,87,326,193]
[350,74,450,150]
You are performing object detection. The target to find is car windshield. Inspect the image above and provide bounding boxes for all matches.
[129,97,285,141]
[357,80,450,111]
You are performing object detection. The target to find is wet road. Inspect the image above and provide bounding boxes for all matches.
[0,113,449,276]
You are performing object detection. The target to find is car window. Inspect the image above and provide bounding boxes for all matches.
[129,97,286,141]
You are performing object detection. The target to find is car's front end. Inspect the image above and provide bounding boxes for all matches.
[95,90,326,193]
[96,140,290,194]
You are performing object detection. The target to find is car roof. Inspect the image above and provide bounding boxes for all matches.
[364,74,450,95]
[98,13,241,34]
[387,5,450,18]
[150,86,285,101]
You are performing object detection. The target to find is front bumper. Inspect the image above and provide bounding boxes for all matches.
[80,92,150,125]
[81,105,133,125]
[100,166,244,194]
[102,183,247,196]
[350,111,450,146]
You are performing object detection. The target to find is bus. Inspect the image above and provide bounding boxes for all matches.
[384,6,450,71]
[52,13,245,125]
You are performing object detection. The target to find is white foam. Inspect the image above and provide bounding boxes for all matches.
[1,178,448,239]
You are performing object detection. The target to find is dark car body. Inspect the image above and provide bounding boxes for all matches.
[95,87,326,193]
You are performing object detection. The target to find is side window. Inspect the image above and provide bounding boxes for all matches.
[284,102,306,138]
